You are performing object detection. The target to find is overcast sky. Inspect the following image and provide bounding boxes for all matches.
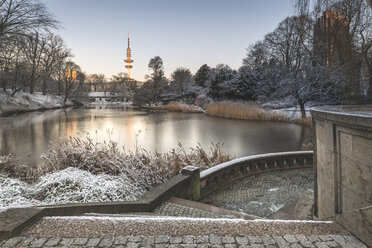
[40,0,294,81]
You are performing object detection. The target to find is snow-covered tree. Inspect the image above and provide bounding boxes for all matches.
[148,56,165,105]
[170,67,194,100]
[194,64,211,87]
[207,64,237,100]
[244,15,344,117]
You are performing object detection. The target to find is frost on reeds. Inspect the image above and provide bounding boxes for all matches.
[206,102,289,122]
[149,102,204,113]
[0,154,33,180]
[39,137,231,188]
[0,137,232,210]
[165,102,204,113]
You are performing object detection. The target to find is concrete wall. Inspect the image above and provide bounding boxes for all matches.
[312,106,372,247]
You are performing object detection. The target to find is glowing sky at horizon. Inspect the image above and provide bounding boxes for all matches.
[40,0,294,81]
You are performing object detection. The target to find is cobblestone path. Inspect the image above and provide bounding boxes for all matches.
[0,234,366,247]
[201,169,314,218]
[154,201,236,219]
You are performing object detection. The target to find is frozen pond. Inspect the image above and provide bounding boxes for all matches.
[0,108,311,164]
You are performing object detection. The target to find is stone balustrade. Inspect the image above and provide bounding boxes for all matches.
[200,151,313,197]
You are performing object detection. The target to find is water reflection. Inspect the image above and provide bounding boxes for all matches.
[0,108,312,165]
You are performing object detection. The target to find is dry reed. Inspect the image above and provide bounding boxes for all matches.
[294,117,312,128]
[206,102,289,121]
[148,102,203,113]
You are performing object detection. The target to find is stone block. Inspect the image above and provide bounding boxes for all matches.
[339,155,372,203]
[341,187,371,213]
[351,134,372,167]
[335,206,372,247]
[317,168,336,219]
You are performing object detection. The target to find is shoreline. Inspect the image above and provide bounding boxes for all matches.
[0,102,81,117]
[0,91,82,117]
[140,102,312,128]
[0,97,312,128]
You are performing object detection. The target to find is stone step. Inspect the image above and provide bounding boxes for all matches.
[1,234,367,248]
[20,215,349,238]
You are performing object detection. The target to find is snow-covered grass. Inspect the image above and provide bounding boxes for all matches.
[206,102,289,122]
[0,137,232,211]
[0,91,74,115]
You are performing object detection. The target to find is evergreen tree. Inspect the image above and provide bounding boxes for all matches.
[194,64,211,87]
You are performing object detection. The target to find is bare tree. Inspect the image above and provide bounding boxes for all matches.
[295,0,372,102]
[21,32,46,93]
[248,16,343,117]
[0,0,58,44]
[40,34,70,95]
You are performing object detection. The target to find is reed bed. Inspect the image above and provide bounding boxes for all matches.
[206,102,289,122]
[147,102,204,113]
[166,102,204,113]
[294,117,312,128]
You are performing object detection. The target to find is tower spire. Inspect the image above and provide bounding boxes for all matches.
[124,33,133,80]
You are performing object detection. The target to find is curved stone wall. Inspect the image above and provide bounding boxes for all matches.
[200,151,313,197]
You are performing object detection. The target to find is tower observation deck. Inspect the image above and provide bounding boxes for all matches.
[124,33,134,79]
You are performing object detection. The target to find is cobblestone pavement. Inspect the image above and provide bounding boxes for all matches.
[0,234,367,247]
[154,201,235,219]
[201,169,314,218]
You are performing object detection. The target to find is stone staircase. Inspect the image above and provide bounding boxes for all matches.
[0,198,368,247]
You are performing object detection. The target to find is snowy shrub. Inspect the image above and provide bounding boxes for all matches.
[0,167,143,211]
[0,136,232,211]
[195,94,210,109]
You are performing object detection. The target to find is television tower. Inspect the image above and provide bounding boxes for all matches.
[124,33,134,80]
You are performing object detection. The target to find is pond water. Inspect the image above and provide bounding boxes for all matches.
[0,107,311,165]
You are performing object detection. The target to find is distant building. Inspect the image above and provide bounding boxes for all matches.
[313,11,352,68]
[313,11,362,101]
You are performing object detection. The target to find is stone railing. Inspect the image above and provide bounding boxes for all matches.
[0,152,314,242]
[0,166,201,242]
[200,151,313,197]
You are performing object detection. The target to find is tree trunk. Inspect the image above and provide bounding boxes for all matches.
[29,73,35,94]
[42,76,47,95]
[299,99,306,118]
[154,81,158,106]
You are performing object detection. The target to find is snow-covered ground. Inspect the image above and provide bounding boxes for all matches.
[0,167,144,212]
[0,91,75,115]
[272,107,312,120]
